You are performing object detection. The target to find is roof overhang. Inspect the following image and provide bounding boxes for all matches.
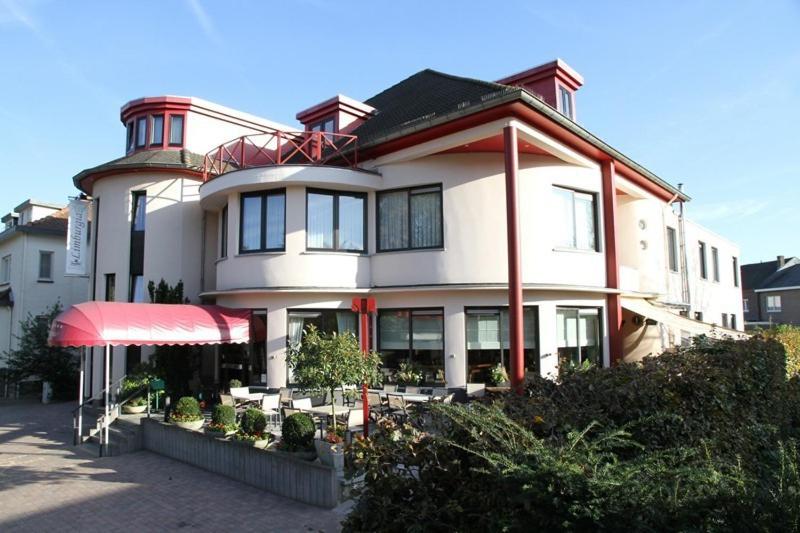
[621,297,747,339]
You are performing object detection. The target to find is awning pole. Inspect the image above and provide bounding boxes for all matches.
[75,348,85,445]
[103,344,110,457]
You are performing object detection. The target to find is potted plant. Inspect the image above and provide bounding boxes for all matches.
[233,408,272,448]
[228,378,242,391]
[122,396,148,414]
[489,363,510,387]
[395,361,423,387]
[171,396,205,431]
[315,426,346,472]
[206,404,237,437]
[278,412,317,460]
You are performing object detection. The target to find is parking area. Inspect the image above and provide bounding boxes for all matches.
[0,401,344,532]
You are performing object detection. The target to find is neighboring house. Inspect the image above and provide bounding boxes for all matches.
[73,59,742,398]
[0,200,90,396]
[742,256,800,328]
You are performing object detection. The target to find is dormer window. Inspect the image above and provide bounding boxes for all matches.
[169,115,184,146]
[135,117,147,148]
[310,117,335,133]
[150,115,164,146]
[559,86,574,119]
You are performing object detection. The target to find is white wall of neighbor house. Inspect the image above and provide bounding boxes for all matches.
[215,289,608,389]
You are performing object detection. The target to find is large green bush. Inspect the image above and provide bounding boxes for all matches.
[344,336,800,532]
[172,396,202,422]
[211,404,236,427]
[763,324,800,377]
[282,412,315,451]
[242,408,267,436]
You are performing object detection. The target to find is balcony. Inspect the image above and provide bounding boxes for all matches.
[203,131,359,181]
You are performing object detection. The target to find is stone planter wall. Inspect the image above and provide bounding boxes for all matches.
[142,418,340,508]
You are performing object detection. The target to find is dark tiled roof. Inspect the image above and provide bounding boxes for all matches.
[742,257,800,290]
[0,207,68,243]
[352,69,516,148]
[73,149,204,191]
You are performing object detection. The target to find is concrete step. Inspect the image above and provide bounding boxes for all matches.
[85,418,144,456]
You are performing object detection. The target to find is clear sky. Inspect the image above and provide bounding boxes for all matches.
[0,0,797,263]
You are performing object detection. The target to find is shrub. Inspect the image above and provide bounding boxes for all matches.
[241,408,267,436]
[282,412,315,451]
[211,404,236,427]
[763,325,800,377]
[172,396,202,422]
[228,378,242,390]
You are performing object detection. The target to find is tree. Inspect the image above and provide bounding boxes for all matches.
[5,302,78,401]
[287,325,382,431]
[148,279,195,397]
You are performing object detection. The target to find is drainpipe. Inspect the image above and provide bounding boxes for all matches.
[503,125,524,391]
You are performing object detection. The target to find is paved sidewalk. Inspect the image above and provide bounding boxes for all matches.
[0,402,344,532]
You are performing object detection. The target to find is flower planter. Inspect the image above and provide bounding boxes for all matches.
[275,447,317,461]
[174,419,204,431]
[205,428,235,439]
[315,439,344,473]
[253,438,272,449]
[122,404,147,414]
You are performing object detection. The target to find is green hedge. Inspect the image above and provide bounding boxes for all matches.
[345,336,800,532]
[282,412,315,451]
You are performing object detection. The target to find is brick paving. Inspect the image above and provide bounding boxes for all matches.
[0,401,345,532]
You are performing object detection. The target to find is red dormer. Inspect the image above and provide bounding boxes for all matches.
[497,59,584,120]
[120,96,191,154]
[296,94,375,135]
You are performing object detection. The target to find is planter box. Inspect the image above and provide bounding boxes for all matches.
[315,439,344,473]
[122,404,147,414]
[142,419,340,508]
[174,419,204,431]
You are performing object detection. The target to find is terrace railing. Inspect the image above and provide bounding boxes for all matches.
[203,130,359,181]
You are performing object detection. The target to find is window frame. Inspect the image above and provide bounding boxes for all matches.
[376,184,444,253]
[105,273,116,302]
[464,305,541,379]
[766,295,782,313]
[733,257,739,287]
[126,121,134,152]
[666,226,679,272]
[309,117,336,133]
[131,191,146,232]
[698,241,708,279]
[135,116,147,148]
[743,298,749,313]
[552,185,599,252]
[168,114,185,147]
[558,85,574,119]
[711,246,720,282]
[37,250,54,282]
[377,307,445,374]
[305,188,367,253]
[555,306,604,368]
[238,189,286,254]
[1,254,11,283]
[149,114,164,147]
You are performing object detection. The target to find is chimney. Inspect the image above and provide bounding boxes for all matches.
[496,59,584,120]
[777,255,786,269]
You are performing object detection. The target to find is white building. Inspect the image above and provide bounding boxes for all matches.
[0,200,90,394]
[73,60,742,398]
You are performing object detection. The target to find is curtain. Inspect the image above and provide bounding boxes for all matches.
[410,189,442,248]
[307,193,333,248]
[556,308,578,348]
[553,187,574,248]
[498,308,538,349]
[466,311,501,350]
[287,314,305,348]
[336,311,357,336]
[578,309,599,347]
[574,192,595,250]
[169,115,184,145]
[378,191,408,250]
[338,195,364,251]
[411,311,443,350]
[151,115,164,144]
[379,311,409,350]
[265,193,285,249]
[241,196,262,250]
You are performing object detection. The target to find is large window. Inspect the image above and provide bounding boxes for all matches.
[239,190,285,253]
[553,186,597,251]
[310,117,335,133]
[743,298,749,313]
[132,191,146,231]
[377,185,443,252]
[767,295,782,313]
[465,307,539,382]
[135,116,147,148]
[150,114,164,146]
[559,86,574,119]
[1,255,10,283]
[378,308,444,384]
[698,241,708,279]
[733,257,739,287]
[306,189,366,252]
[667,226,679,272]
[711,246,720,282]
[38,251,53,281]
[220,205,228,258]
[169,115,184,146]
[556,307,602,368]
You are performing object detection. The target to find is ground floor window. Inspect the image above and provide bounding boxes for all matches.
[556,307,602,368]
[465,306,539,382]
[219,310,268,386]
[287,309,358,347]
[378,308,444,385]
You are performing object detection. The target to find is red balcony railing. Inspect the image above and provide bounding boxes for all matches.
[202,131,358,181]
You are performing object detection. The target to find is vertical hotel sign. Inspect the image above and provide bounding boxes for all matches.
[66,198,90,276]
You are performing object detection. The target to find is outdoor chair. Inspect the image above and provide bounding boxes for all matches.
[386,393,408,423]
[292,397,312,411]
[278,387,294,406]
[219,394,235,407]
[282,407,300,419]
[261,394,281,430]
[405,386,421,394]
[367,392,386,420]
[383,384,398,393]
[431,388,448,399]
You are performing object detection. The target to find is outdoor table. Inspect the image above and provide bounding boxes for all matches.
[301,404,352,416]
[368,389,431,403]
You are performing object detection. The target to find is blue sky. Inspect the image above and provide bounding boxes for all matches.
[0,0,797,263]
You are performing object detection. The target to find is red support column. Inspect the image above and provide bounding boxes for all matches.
[601,160,623,364]
[352,297,376,436]
[503,125,525,391]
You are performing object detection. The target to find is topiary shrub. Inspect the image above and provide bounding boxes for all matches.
[172,396,203,422]
[241,408,267,436]
[228,378,242,390]
[282,412,315,451]
[210,404,236,431]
